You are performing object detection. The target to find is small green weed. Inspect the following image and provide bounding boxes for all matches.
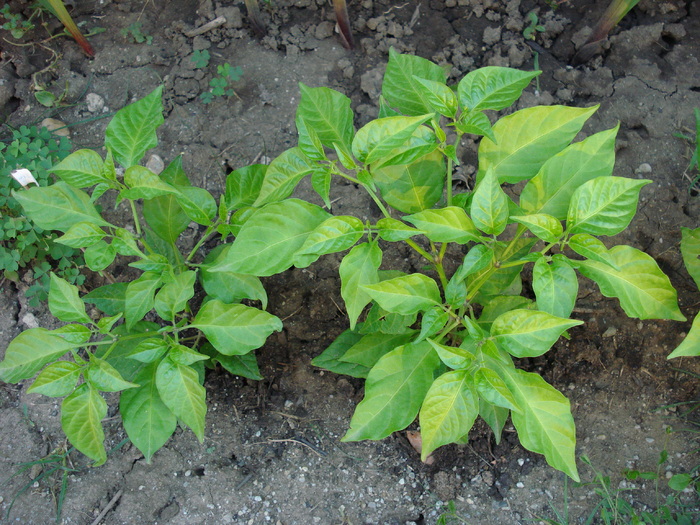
[0,3,35,39]
[0,125,84,306]
[190,49,211,69]
[121,21,152,45]
[436,500,470,524]
[523,11,545,41]
[200,62,243,104]
[674,108,700,195]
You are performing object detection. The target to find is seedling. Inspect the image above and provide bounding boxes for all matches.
[675,108,700,194]
[190,49,211,69]
[200,62,243,104]
[121,20,152,45]
[0,3,35,39]
[206,49,684,481]
[573,0,641,64]
[523,11,545,41]
[37,0,95,57]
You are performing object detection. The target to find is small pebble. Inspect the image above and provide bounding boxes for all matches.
[516,482,525,488]
[646,438,655,444]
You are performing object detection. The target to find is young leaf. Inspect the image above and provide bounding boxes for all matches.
[352,115,432,165]
[567,234,619,270]
[376,217,424,242]
[120,166,179,201]
[381,48,447,116]
[497,367,579,481]
[0,328,79,383]
[27,361,82,397]
[452,245,495,284]
[340,331,417,369]
[311,168,332,208]
[61,384,107,465]
[361,304,418,335]
[84,240,117,271]
[340,242,382,330]
[253,148,316,207]
[520,125,619,219]
[105,86,164,169]
[419,369,479,460]
[403,206,481,244]
[225,164,267,211]
[372,150,445,213]
[297,84,354,151]
[56,222,107,248]
[168,344,209,366]
[311,328,370,378]
[479,398,509,443]
[532,257,578,318]
[491,309,583,358]
[127,338,169,363]
[455,110,496,142]
[574,245,685,321]
[412,76,458,118]
[143,191,190,243]
[191,299,283,355]
[567,177,651,236]
[370,126,438,169]
[668,314,700,359]
[120,362,177,462]
[457,67,539,112]
[53,324,92,345]
[293,216,365,267]
[427,339,475,369]
[417,307,450,342]
[14,182,110,231]
[49,273,91,324]
[210,199,331,276]
[478,105,598,184]
[174,186,217,225]
[155,357,206,441]
[153,271,196,322]
[51,149,109,188]
[342,341,441,441]
[86,356,139,392]
[361,273,441,315]
[470,168,510,235]
[125,271,163,330]
[510,214,563,243]
[474,367,520,412]
[680,227,700,290]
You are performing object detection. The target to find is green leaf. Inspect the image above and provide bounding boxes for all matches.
[403,206,481,244]
[412,76,458,118]
[53,324,92,345]
[479,398,509,443]
[86,356,139,392]
[419,369,478,460]
[293,216,365,267]
[510,214,563,243]
[567,177,651,236]
[0,328,79,383]
[668,473,693,491]
[201,245,268,308]
[520,125,619,219]
[575,245,685,321]
[174,186,217,225]
[192,299,282,355]
[297,84,354,151]
[340,242,382,330]
[680,227,700,290]
[533,257,578,318]
[225,164,266,211]
[478,105,598,184]
[498,368,579,480]
[105,86,164,168]
[211,199,331,276]
[474,367,520,412]
[201,345,263,380]
[156,357,206,441]
[120,166,179,201]
[361,304,417,335]
[120,362,177,462]
[452,245,495,284]
[470,168,510,235]
[352,115,432,165]
[295,112,326,161]
[253,148,316,207]
[311,168,332,208]
[97,314,122,334]
[567,234,619,270]
[427,339,475,369]
[153,271,196,322]
[457,67,539,111]
[143,188,189,244]
[362,273,441,315]
[27,361,82,397]
[343,341,441,441]
[14,182,110,231]
[127,338,169,363]
[56,222,107,248]
[340,331,417,369]
[84,240,117,271]
[381,48,447,116]
[61,384,107,465]
[478,296,533,330]
[51,149,108,188]
[668,313,700,358]
[84,283,128,316]
[376,217,423,242]
[168,344,209,366]
[311,328,370,378]
[49,273,91,324]
[370,125,438,170]
[373,150,445,214]
[491,309,583,358]
[455,110,496,142]
[417,307,450,342]
[125,271,163,330]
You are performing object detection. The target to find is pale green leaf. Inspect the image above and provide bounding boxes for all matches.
[201,245,268,308]
[510,214,563,243]
[297,84,354,150]
[254,148,316,207]
[567,234,619,270]
[293,216,365,267]
[681,227,700,290]
[352,115,432,165]
[127,338,169,363]
[668,313,700,358]
[470,168,510,235]
[362,273,441,315]
[27,361,82,397]
[381,48,447,116]
[175,186,217,225]
[474,367,519,412]
[457,67,539,111]
[86,356,139,392]
[0,328,78,383]
[479,398,509,443]
[225,164,266,210]
[427,339,475,370]
[491,309,583,358]
[412,76,458,118]
[120,166,179,201]
[51,149,108,188]
[153,271,196,322]
[49,273,90,324]
[340,331,417,369]
[125,271,162,330]
[84,240,116,272]
[340,242,382,330]
[156,357,206,441]
[533,257,578,318]
[376,217,423,242]
[56,222,107,249]
[403,206,481,244]
[61,384,107,465]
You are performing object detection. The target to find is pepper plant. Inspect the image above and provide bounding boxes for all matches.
[207,49,684,480]
[0,86,282,465]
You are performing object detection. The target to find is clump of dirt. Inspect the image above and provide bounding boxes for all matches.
[1,1,699,524]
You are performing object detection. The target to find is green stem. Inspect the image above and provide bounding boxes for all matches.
[446,155,453,207]
[186,221,220,262]
[129,200,142,237]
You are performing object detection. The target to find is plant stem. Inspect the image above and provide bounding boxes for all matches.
[129,200,142,237]
[186,221,220,262]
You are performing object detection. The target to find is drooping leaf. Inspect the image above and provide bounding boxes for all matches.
[575,245,685,321]
[120,362,177,462]
[403,206,481,244]
[457,67,539,112]
[532,257,578,318]
[0,328,79,383]
[474,367,520,412]
[412,76,458,118]
[478,105,598,184]
[419,369,479,460]
[479,398,510,443]
[427,339,475,370]
[340,242,382,330]
[381,48,447,116]
[470,168,510,235]
[155,357,206,441]
[311,328,370,378]
[668,314,700,359]
[48,273,91,324]
[191,299,282,355]
[201,344,263,380]
[362,273,441,315]
[567,234,619,270]
[105,86,164,169]
[343,341,441,441]
[61,384,107,465]
[491,309,583,358]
